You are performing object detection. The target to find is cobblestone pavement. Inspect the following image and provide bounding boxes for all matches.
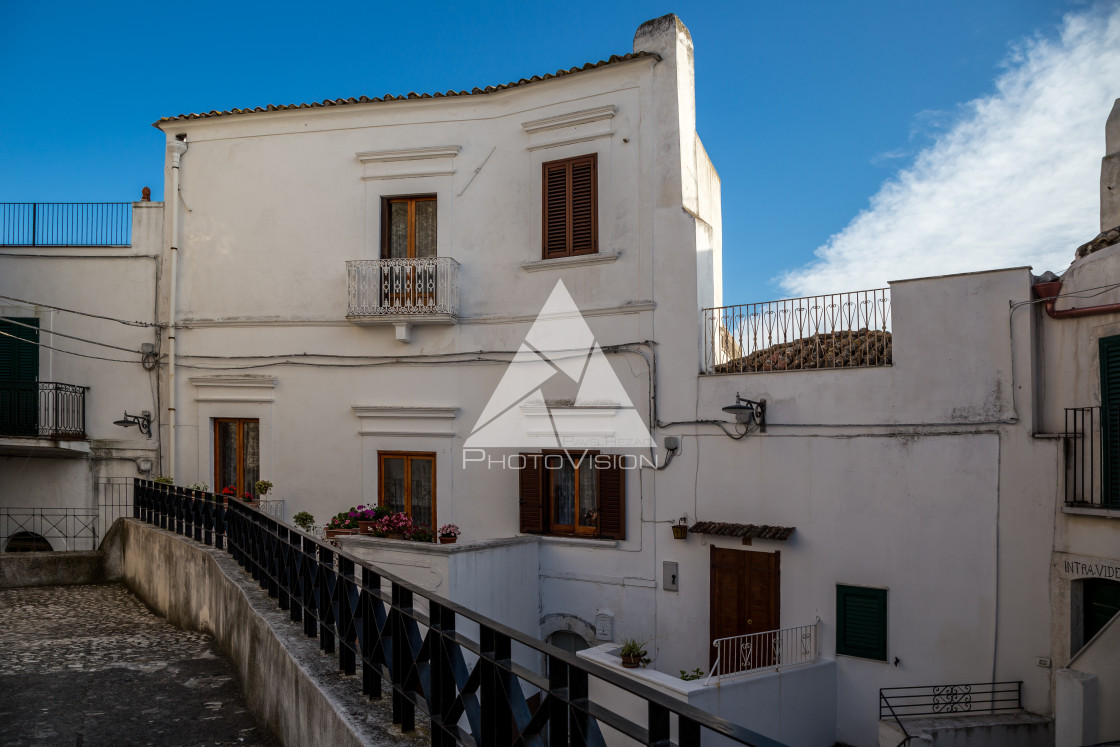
[0,583,278,746]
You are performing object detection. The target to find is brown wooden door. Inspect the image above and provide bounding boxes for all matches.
[710,547,780,672]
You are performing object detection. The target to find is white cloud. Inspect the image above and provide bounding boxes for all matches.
[779,5,1120,297]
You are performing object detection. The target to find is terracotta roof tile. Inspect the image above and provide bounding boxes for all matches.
[688,522,796,541]
[154,51,655,127]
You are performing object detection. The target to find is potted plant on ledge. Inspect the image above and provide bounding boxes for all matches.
[438,524,461,544]
[325,512,358,538]
[618,638,651,669]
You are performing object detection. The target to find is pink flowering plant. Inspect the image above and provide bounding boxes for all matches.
[438,524,461,538]
[372,511,414,537]
[327,511,358,531]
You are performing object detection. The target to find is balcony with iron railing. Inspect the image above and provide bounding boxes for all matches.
[0,382,88,441]
[1064,406,1120,513]
[0,203,132,247]
[705,621,820,683]
[703,288,891,374]
[346,258,460,339]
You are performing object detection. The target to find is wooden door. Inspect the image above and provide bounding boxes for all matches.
[710,547,780,673]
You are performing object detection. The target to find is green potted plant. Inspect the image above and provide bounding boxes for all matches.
[254,480,273,499]
[618,638,651,668]
[292,511,315,533]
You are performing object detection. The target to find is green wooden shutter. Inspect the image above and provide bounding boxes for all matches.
[836,585,887,661]
[0,318,39,436]
[1100,335,1120,508]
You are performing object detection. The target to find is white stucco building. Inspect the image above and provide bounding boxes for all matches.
[2,14,1118,747]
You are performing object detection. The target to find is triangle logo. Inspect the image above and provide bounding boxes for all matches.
[464,280,655,449]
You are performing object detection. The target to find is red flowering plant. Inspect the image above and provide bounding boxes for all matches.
[221,486,237,497]
[242,492,254,503]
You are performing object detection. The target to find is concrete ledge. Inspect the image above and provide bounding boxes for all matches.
[0,550,115,588]
[115,518,425,747]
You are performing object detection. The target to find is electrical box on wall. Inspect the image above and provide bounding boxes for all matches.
[663,561,679,591]
[595,613,613,641]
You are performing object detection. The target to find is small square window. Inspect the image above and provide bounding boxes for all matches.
[836,584,887,661]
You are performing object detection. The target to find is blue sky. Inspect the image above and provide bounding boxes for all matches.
[1,1,1115,299]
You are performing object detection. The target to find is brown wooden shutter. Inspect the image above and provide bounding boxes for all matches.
[518,453,545,534]
[543,162,570,258]
[542,154,597,258]
[597,454,625,539]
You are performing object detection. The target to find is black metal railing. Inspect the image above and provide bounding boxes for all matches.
[0,507,100,552]
[879,681,1022,719]
[132,479,785,747]
[0,382,87,438]
[0,203,132,246]
[1065,406,1120,509]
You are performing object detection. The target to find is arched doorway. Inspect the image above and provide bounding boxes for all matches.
[4,532,53,552]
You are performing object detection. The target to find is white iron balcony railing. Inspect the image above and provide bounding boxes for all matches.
[704,288,891,374]
[346,257,460,321]
[706,620,819,683]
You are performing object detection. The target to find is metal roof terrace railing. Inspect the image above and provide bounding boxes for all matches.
[0,203,132,247]
[133,479,787,747]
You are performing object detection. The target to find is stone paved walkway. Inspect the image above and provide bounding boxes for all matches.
[0,583,278,746]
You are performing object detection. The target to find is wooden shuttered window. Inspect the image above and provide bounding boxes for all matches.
[517,452,624,539]
[542,154,598,259]
[518,453,545,534]
[596,454,625,540]
[0,318,39,383]
[836,585,887,661]
[1100,335,1120,508]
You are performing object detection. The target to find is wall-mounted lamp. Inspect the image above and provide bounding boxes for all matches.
[113,411,152,438]
[722,393,766,428]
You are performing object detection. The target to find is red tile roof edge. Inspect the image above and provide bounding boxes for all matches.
[154,51,657,128]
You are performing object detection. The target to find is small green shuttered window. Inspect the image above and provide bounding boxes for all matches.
[1099,335,1120,508]
[0,318,40,437]
[836,585,887,661]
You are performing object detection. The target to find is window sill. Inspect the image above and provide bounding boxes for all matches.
[538,535,619,548]
[521,252,619,273]
[1062,505,1120,519]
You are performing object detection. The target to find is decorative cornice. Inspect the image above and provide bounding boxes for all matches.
[522,105,617,134]
[189,375,278,389]
[351,406,459,419]
[521,251,620,272]
[355,146,461,163]
[360,170,456,181]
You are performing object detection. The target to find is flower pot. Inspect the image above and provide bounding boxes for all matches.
[387,532,405,540]
[620,655,642,668]
[439,535,457,544]
[671,525,688,540]
[325,528,357,538]
[358,521,376,535]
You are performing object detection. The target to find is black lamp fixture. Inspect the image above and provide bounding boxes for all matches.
[113,410,152,438]
[722,393,766,428]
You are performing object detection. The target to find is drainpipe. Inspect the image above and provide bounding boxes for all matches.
[1033,280,1120,319]
[167,135,188,480]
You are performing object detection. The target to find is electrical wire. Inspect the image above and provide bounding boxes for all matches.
[0,316,145,355]
[0,293,162,328]
[0,329,137,364]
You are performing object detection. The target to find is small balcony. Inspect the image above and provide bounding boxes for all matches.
[346,258,460,341]
[1064,406,1120,515]
[703,288,892,374]
[0,382,88,455]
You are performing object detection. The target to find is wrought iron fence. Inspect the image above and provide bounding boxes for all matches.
[0,507,100,552]
[132,479,785,747]
[0,203,132,246]
[97,477,135,542]
[0,382,87,438]
[347,257,460,318]
[705,621,819,683]
[879,681,1022,719]
[1065,405,1120,510]
[703,289,891,374]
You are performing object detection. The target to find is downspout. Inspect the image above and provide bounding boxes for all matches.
[167,135,188,480]
[1033,280,1120,319]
